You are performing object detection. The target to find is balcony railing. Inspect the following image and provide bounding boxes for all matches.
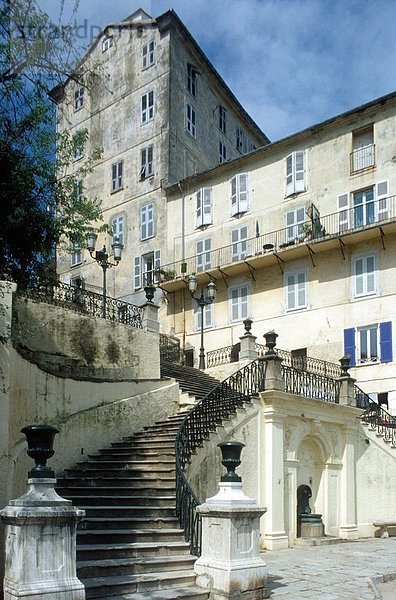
[19,282,143,328]
[159,194,396,280]
[350,144,375,174]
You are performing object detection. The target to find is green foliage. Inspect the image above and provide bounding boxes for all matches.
[0,0,106,286]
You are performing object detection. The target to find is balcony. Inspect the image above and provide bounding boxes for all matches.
[350,144,375,174]
[159,195,396,292]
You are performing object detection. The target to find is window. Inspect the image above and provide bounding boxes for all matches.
[133,252,157,289]
[187,64,197,97]
[351,126,374,173]
[71,243,82,267]
[196,238,211,272]
[286,207,305,241]
[140,145,154,178]
[194,302,213,330]
[229,284,249,322]
[74,86,84,111]
[196,187,213,227]
[140,203,154,240]
[219,142,227,164]
[141,90,154,124]
[236,128,256,154]
[337,181,389,232]
[111,161,123,192]
[285,270,307,311]
[219,106,226,133]
[230,173,249,215]
[344,322,393,366]
[74,179,83,202]
[285,151,306,196]
[111,215,124,246]
[134,250,161,289]
[186,103,196,138]
[142,41,155,69]
[102,36,113,52]
[231,226,248,261]
[352,253,376,298]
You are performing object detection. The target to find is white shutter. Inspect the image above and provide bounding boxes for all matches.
[230,176,238,216]
[366,255,376,294]
[294,151,305,192]
[141,205,147,240]
[337,193,350,232]
[354,258,364,296]
[154,249,161,271]
[203,188,212,224]
[147,203,154,238]
[134,256,141,290]
[238,174,249,212]
[376,180,389,221]
[196,190,203,227]
[285,154,293,196]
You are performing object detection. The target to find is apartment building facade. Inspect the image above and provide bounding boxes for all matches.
[52,8,268,304]
[161,92,396,413]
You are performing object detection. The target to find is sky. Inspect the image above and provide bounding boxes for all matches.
[35,0,396,142]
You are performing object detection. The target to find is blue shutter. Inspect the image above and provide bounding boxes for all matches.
[344,328,356,366]
[380,321,393,363]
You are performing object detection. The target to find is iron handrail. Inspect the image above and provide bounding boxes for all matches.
[357,385,396,447]
[18,282,143,328]
[282,365,340,403]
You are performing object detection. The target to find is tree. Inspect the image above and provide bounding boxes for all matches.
[0,0,106,286]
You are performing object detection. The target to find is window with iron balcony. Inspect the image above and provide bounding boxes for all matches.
[350,125,375,174]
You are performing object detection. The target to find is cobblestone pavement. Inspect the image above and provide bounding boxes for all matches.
[262,538,396,599]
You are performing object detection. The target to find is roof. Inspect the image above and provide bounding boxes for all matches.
[165,89,396,195]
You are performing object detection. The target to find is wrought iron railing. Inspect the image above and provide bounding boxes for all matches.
[357,385,396,447]
[160,333,183,364]
[207,343,342,379]
[159,194,396,279]
[18,282,143,328]
[282,365,340,403]
[175,358,267,555]
[350,144,375,174]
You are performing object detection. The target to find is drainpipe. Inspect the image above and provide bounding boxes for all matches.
[178,182,187,354]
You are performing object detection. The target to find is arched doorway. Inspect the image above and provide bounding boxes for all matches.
[296,438,325,537]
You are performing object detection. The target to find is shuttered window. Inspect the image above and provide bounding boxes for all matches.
[196,188,213,227]
[285,151,306,196]
[230,173,249,215]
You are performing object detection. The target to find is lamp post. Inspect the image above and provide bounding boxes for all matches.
[188,274,216,370]
[86,231,123,318]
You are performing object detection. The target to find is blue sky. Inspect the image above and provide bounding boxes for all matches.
[36,0,396,141]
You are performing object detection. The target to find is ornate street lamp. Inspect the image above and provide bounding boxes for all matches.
[188,274,216,370]
[86,232,123,318]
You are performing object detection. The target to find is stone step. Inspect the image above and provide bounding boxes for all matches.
[79,517,179,530]
[76,541,191,561]
[77,554,195,578]
[74,459,175,470]
[110,440,175,449]
[77,528,185,545]
[81,506,175,518]
[63,495,175,507]
[124,433,177,442]
[82,570,198,599]
[57,481,175,492]
[105,586,209,600]
[94,449,174,459]
[61,469,175,487]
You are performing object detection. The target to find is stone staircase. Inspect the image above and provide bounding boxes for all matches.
[56,412,210,599]
[160,361,221,401]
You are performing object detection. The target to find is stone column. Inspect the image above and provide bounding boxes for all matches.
[262,405,289,550]
[195,443,268,599]
[141,301,159,334]
[339,425,359,540]
[1,479,85,600]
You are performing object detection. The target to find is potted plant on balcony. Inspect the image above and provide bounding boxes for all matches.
[301,222,312,241]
